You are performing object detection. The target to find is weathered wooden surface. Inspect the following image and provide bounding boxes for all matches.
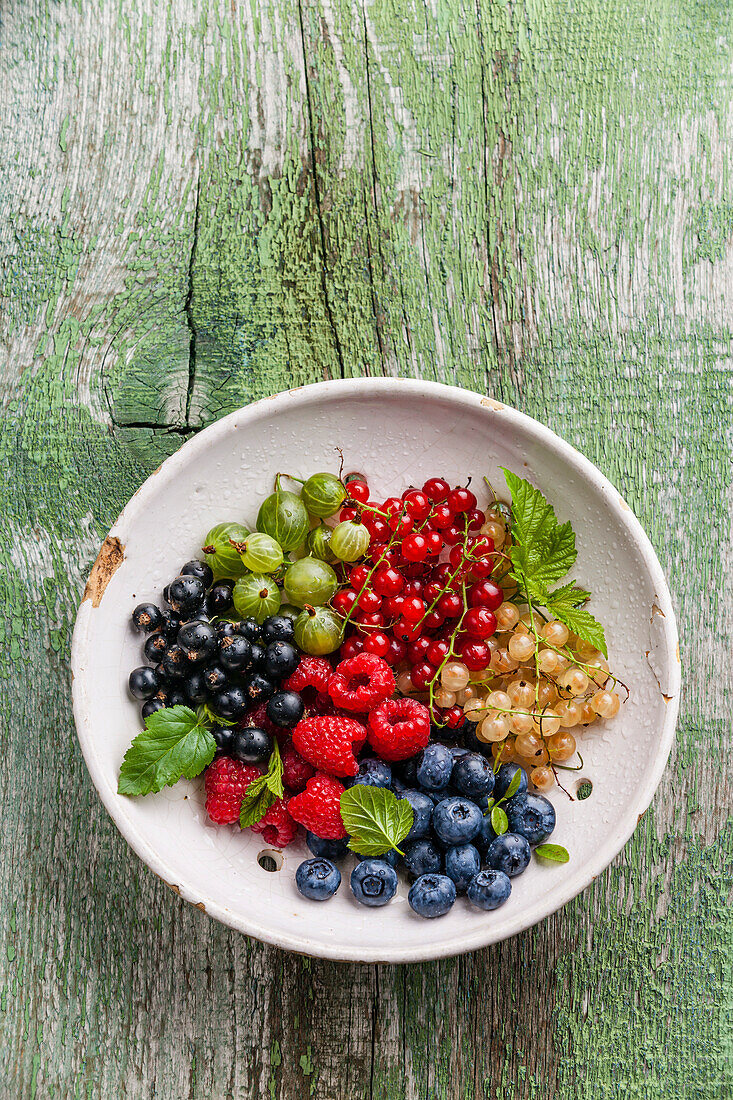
[1,0,731,1096]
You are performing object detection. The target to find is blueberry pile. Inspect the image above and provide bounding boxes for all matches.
[295,747,557,917]
[129,558,304,763]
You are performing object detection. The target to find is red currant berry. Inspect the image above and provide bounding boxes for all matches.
[357,589,382,613]
[383,595,405,619]
[332,589,357,615]
[349,564,371,589]
[444,705,465,729]
[431,562,453,585]
[437,592,463,618]
[353,610,385,628]
[340,635,364,659]
[442,524,464,545]
[424,581,442,602]
[429,504,453,529]
[466,508,486,531]
[363,630,391,658]
[463,606,498,639]
[447,486,477,513]
[401,596,426,623]
[448,544,467,569]
[468,535,494,559]
[422,610,445,632]
[393,618,423,643]
[401,532,429,562]
[371,546,398,566]
[402,579,425,598]
[388,513,414,539]
[467,579,503,611]
[410,660,437,690]
[407,636,432,664]
[347,480,370,503]
[422,477,450,502]
[340,504,359,522]
[455,638,490,671]
[468,557,493,578]
[424,530,443,556]
[382,497,404,516]
[426,639,450,666]
[401,489,431,523]
[364,514,391,542]
[385,636,408,665]
[372,565,404,597]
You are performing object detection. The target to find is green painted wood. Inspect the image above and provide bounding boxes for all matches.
[1,1,731,1097]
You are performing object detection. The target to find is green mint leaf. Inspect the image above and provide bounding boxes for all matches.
[239,780,276,829]
[542,581,592,611]
[502,468,560,549]
[503,469,577,590]
[491,805,508,835]
[340,787,413,856]
[534,843,570,863]
[118,705,216,796]
[547,600,608,658]
[238,741,284,828]
[264,739,284,798]
[497,767,522,804]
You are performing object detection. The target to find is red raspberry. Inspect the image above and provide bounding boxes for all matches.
[367,698,431,761]
[204,757,261,824]
[292,716,365,777]
[288,773,347,839]
[281,742,315,793]
[284,656,333,694]
[327,652,395,712]
[250,798,299,847]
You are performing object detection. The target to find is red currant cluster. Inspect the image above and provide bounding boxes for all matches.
[330,476,504,729]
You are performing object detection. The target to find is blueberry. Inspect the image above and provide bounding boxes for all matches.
[248,643,266,671]
[243,672,275,705]
[232,726,272,764]
[143,633,168,662]
[296,858,341,901]
[202,664,229,693]
[160,644,189,680]
[167,575,206,615]
[350,859,398,907]
[266,690,304,728]
[180,559,214,588]
[425,786,453,806]
[416,743,454,790]
[177,620,217,665]
[264,641,300,680]
[236,618,262,643]
[141,698,166,719]
[128,666,160,700]
[261,614,296,645]
[505,793,556,846]
[211,685,249,720]
[400,790,433,841]
[306,833,350,861]
[357,849,399,868]
[205,581,234,616]
[167,687,187,707]
[473,814,498,855]
[431,796,483,846]
[212,726,234,754]
[444,844,482,893]
[183,670,208,706]
[132,603,163,634]
[348,757,392,789]
[486,832,531,877]
[449,745,469,760]
[452,752,495,799]
[430,719,462,743]
[403,838,443,879]
[466,869,512,911]
[159,609,182,639]
[219,635,253,673]
[462,723,489,755]
[391,776,409,797]
[408,873,456,918]
[494,763,529,801]
[396,756,419,787]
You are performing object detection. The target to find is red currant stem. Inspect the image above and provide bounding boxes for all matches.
[553,752,585,772]
[414,522,472,629]
[332,522,403,632]
[348,500,392,520]
[428,582,470,725]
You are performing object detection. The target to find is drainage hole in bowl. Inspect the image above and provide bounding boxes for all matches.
[576,778,593,800]
[257,850,283,872]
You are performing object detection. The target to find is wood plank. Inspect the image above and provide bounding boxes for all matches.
[0,0,731,1097]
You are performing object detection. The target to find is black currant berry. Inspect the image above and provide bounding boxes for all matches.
[129,666,160,700]
[266,690,304,728]
[184,671,208,706]
[212,726,235,754]
[132,603,163,634]
[160,609,182,639]
[219,635,253,673]
[202,664,229,693]
[180,559,214,588]
[205,581,234,616]
[211,685,249,720]
[236,618,261,643]
[261,614,295,645]
[167,687,187,707]
[167,575,206,615]
[232,726,272,765]
[242,672,275,705]
[143,633,168,662]
[142,698,167,720]
[177,620,217,665]
[248,642,266,671]
[263,641,300,680]
[160,645,189,680]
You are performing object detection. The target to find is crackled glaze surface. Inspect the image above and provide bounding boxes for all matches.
[2,0,732,1095]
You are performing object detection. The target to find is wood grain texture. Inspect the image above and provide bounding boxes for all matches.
[1,1,731,1097]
